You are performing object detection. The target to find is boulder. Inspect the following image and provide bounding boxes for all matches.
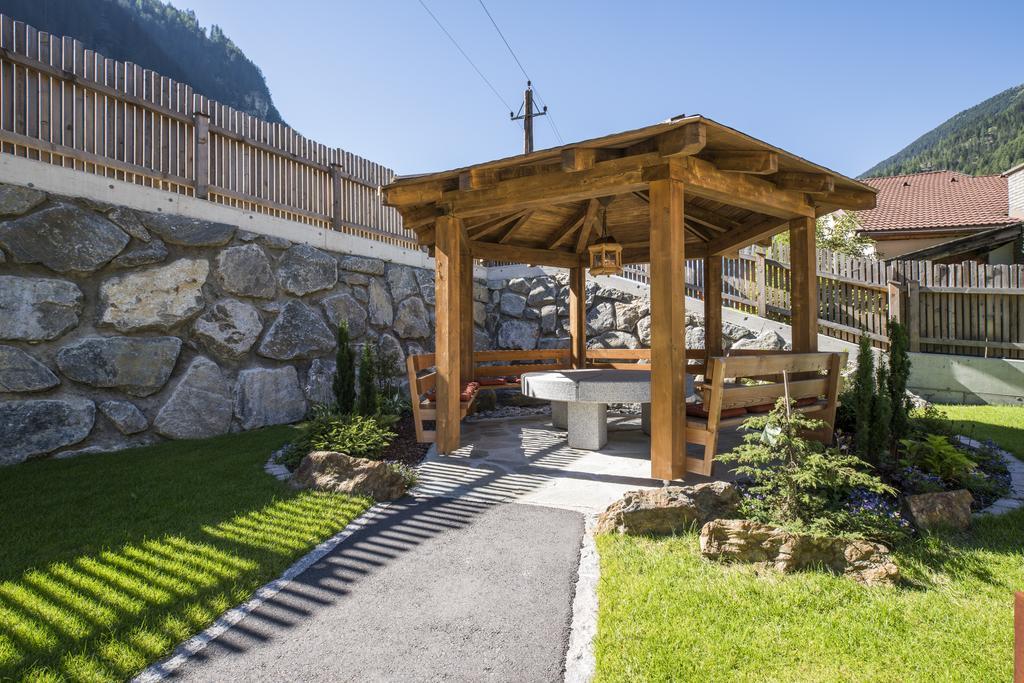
[234,366,307,430]
[586,301,617,334]
[595,286,633,302]
[474,301,488,327]
[588,331,640,349]
[277,244,338,295]
[257,300,335,360]
[98,400,148,435]
[338,254,385,276]
[731,329,786,351]
[538,336,570,350]
[0,185,46,216]
[393,297,431,339]
[685,326,706,349]
[304,358,337,405]
[56,336,182,397]
[106,207,151,242]
[216,244,276,299]
[0,276,83,342]
[321,292,368,339]
[0,345,60,392]
[507,277,531,294]
[111,239,168,268]
[904,490,974,530]
[257,234,292,250]
[636,316,652,346]
[498,319,540,350]
[142,213,235,246]
[527,282,555,307]
[721,321,754,342]
[291,451,410,501]
[153,357,233,439]
[540,305,558,333]
[377,332,406,365]
[367,278,394,326]
[0,398,95,465]
[343,273,370,286]
[193,299,264,360]
[473,281,489,303]
[500,292,528,317]
[595,482,739,535]
[614,302,642,331]
[99,258,209,332]
[0,202,128,272]
[386,265,420,302]
[699,519,900,587]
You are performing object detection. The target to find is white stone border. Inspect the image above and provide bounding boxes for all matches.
[563,517,599,683]
[264,448,291,481]
[955,436,1024,515]
[132,501,395,682]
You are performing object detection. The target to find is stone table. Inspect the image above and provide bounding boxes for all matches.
[521,369,669,450]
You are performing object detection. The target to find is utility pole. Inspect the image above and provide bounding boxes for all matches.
[510,80,546,154]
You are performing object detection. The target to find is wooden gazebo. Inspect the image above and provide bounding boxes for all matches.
[383,115,876,480]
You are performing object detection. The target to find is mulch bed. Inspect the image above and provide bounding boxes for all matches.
[381,414,431,468]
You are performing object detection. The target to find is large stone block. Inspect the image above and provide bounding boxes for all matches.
[321,292,368,339]
[386,264,419,302]
[0,345,60,392]
[367,278,394,326]
[0,398,95,465]
[98,400,149,435]
[588,331,640,349]
[304,358,337,405]
[99,258,209,332]
[291,451,410,500]
[142,213,235,246]
[56,336,182,397]
[278,244,338,295]
[586,301,617,334]
[0,185,46,216]
[338,254,385,275]
[107,206,151,242]
[153,356,233,439]
[500,292,528,317]
[111,239,168,268]
[216,244,276,298]
[234,366,307,430]
[0,276,83,342]
[193,299,264,360]
[595,482,739,535]
[257,300,335,360]
[731,329,786,351]
[0,202,129,272]
[904,490,973,530]
[498,319,540,350]
[393,297,431,339]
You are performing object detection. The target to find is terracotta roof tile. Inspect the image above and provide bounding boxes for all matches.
[855,171,1016,232]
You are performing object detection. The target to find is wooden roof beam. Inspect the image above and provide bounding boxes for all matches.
[547,204,589,249]
[576,197,613,252]
[772,172,835,194]
[459,168,499,191]
[656,122,707,157]
[708,215,790,256]
[817,188,877,210]
[496,211,535,244]
[469,241,581,268]
[706,151,778,174]
[466,210,528,239]
[561,147,622,172]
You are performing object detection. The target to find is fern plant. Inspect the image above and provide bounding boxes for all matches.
[900,435,976,484]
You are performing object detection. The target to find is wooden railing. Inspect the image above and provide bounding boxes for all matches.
[0,14,416,248]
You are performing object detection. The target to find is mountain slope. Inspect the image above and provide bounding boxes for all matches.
[861,83,1024,178]
[3,0,284,123]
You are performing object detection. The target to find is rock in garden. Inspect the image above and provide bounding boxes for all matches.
[596,286,633,302]
[193,299,264,360]
[386,265,420,302]
[0,202,129,272]
[56,336,182,397]
[588,331,640,349]
[107,206,151,241]
[507,277,531,294]
[636,316,652,346]
[473,281,489,303]
[257,300,335,360]
[699,519,900,587]
[234,366,307,430]
[291,451,410,501]
[903,490,974,530]
[586,301,617,334]
[216,244,276,298]
[393,297,431,339]
[475,302,488,327]
[338,255,385,275]
[0,398,95,465]
[111,238,168,268]
[0,185,46,216]
[722,321,754,342]
[0,276,83,342]
[99,258,209,332]
[0,345,60,393]
[498,319,540,350]
[153,356,233,439]
[595,482,739,535]
[142,213,235,246]
[304,358,337,405]
[685,326,706,349]
[367,277,394,326]
[527,282,555,307]
[98,400,148,435]
[500,292,528,317]
[731,329,786,351]
[378,332,406,364]
[277,244,338,295]
[614,302,642,331]
[321,292,368,338]
[257,234,292,250]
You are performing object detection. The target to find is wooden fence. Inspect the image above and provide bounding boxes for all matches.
[622,245,1024,360]
[0,14,415,248]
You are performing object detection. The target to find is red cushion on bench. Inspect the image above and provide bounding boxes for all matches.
[686,402,747,419]
[477,378,507,386]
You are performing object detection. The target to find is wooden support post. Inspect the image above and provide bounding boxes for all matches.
[648,177,687,481]
[754,247,768,318]
[193,112,209,199]
[330,163,344,231]
[704,254,723,357]
[459,237,474,381]
[907,279,921,352]
[434,215,463,454]
[887,280,904,325]
[569,264,587,368]
[789,216,818,352]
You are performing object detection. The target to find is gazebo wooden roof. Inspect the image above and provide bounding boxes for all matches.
[382,115,876,481]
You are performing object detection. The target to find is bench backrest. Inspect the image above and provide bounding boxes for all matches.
[586,348,708,375]
[705,351,847,414]
[406,349,572,401]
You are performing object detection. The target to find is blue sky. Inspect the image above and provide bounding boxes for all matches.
[182,0,1022,177]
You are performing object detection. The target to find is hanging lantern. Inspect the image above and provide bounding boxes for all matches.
[587,210,623,276]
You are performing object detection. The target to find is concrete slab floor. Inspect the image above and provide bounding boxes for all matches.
[414,414,744,515]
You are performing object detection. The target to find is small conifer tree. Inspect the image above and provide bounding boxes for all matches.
[852,333,875,462]
[356,344,378,416]
[872,362,893,463]
[332,322,356,414]
[887,320,912,443]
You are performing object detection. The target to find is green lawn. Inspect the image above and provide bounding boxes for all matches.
[0,427,370,682]
[936,404,1024,461]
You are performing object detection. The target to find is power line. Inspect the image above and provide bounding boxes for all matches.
[475,0,565,145]
[417,0,516,115]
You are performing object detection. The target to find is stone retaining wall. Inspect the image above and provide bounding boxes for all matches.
[0,183,436,465]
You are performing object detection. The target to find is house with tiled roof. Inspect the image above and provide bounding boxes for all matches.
[851,167,1023,263]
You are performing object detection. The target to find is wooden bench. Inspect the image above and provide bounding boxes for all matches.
[406,349,571,444]
[686,351,847,476]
